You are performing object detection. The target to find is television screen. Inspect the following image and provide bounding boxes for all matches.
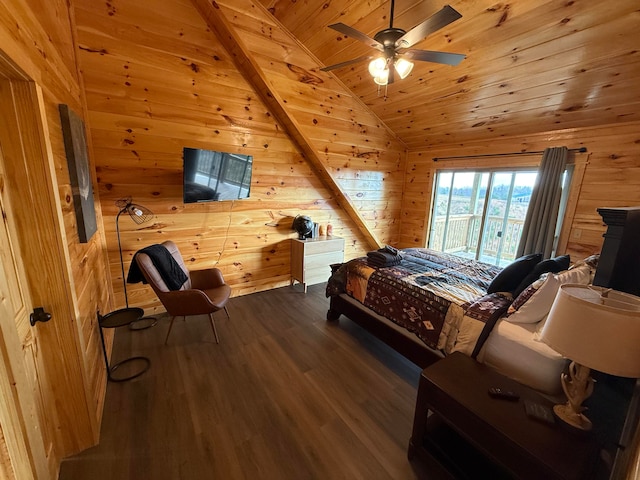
[183,147,253,203]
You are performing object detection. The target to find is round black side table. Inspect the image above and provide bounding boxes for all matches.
[98,308,151,382]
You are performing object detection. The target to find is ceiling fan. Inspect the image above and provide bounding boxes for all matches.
[320,2,465,86]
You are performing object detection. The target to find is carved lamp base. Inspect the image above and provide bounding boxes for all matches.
[553,402,593,431]
[554,361,595,431]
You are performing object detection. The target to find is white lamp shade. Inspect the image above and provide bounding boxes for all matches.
[373,70,389,85]
[368,57,390,85]
[368,57,387,77]
[540,284,640,378]
[394,58,414,79]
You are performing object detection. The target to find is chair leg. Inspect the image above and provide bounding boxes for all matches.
[208,313,220,344]
[165,316,178,345]
[223,305,230,318]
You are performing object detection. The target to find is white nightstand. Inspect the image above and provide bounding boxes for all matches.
[291,236,344,293]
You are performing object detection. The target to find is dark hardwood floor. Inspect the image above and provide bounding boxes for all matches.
[59,284,433,480]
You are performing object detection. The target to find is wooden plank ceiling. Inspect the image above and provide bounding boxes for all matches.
[258,0,640,150]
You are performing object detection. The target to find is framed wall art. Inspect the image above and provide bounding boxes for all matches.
[59,104,97,243]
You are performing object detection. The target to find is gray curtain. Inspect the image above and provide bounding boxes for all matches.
[516,146,568,258]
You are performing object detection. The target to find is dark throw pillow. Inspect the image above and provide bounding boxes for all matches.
[513,254,571,297]
[486,253,543,294]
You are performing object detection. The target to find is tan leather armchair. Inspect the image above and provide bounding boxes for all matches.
[134,240,231,344]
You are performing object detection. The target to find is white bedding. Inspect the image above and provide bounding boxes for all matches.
[477,318,568,395]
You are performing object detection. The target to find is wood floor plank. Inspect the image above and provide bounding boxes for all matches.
[59,284,433,479]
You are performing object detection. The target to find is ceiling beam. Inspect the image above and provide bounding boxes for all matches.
[190,0,383,250]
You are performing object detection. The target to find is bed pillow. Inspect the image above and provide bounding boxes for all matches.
[486,253,542,294]
[569,254,600,284]
[506,273,559,324]
[513,254,571,297]
[506,265,591,324]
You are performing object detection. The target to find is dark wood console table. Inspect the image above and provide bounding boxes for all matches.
[408,352,604,479]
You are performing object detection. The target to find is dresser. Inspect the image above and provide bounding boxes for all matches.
[291,236,344,292]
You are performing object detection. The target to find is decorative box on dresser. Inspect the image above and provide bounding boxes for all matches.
[291,236,344,292]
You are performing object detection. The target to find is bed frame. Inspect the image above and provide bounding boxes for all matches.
[327,293,443,369]
[327,216,640,478]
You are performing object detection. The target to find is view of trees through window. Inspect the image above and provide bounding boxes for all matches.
[429,170,538,266]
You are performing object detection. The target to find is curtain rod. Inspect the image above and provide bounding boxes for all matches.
[432,146,587,162]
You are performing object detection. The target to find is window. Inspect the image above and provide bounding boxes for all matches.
[428,168,572,266]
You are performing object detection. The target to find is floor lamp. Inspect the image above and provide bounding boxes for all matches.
[115,197,157,329]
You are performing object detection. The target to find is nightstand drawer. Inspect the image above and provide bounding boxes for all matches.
[304,268,335,286]
[304,251,344,269]
[304,238,345,255]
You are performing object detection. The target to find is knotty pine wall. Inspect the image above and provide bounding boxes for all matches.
[1,0,112,462]
[399,121,640,263]
[74,0,406,312]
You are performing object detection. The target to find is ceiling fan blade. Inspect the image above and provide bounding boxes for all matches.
[395,5,462,49]
[404,49,465,66]
[328,23,382,49]
[320,55,372,72]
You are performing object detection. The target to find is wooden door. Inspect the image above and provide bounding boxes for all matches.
[0,143,53,478]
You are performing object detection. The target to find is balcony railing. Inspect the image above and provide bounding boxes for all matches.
[429,214,525,266]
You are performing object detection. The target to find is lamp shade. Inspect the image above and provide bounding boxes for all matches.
[373,70,389,86]
[540,284,640,378]
[394,58,414,79]
[368,57,390,86]
[368,57,387,77]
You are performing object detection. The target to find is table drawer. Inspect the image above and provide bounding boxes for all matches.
[303,238,345,255]
[304,268,335,286]
[304,251,344,269]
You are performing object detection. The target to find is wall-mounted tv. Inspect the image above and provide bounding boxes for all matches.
[183,147,253,203]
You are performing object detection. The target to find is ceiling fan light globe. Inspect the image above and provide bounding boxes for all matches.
[373,69,389,85]
[394,58,414,79]
[368,57,387,76]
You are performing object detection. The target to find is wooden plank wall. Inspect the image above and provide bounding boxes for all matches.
[399,121,640,263]
[74,0,406,312]
[0,0,111,465]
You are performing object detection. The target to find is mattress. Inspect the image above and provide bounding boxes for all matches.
[478,318,568,396]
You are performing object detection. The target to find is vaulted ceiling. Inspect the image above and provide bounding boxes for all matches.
[258,0,640,150]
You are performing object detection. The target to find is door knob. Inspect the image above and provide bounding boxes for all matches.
[30,307,52,326]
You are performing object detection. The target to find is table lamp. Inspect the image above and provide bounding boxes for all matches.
[539,284,640,430]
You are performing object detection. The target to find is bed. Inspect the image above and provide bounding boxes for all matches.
[326,247,595,394]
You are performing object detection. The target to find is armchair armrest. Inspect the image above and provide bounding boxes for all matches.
[159,289,218,316]
[190,268,226,289]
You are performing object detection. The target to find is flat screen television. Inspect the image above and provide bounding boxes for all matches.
[183,147,253,203]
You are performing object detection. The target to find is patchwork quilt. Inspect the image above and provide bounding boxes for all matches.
[327,248,511,356]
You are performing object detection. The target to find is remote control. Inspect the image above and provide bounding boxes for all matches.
[488,387,520,401]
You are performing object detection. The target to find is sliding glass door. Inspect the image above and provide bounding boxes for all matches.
[428,169,538,266]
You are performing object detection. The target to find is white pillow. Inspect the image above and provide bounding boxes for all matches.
[556,265,591,285]
[506,274,559,324]
[506,265,591,324]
